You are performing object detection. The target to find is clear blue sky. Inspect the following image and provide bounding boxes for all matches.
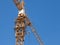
[0,0,60,45]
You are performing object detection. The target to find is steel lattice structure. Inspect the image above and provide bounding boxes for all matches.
[13,0,44,45]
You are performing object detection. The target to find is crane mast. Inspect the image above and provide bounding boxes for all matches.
[13,0,44,45]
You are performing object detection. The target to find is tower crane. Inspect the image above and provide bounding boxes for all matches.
[13,0,44,45]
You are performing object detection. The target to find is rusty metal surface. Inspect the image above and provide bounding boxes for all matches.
[14,0,44,45]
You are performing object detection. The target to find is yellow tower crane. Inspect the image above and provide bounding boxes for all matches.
[13,0,44,45]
